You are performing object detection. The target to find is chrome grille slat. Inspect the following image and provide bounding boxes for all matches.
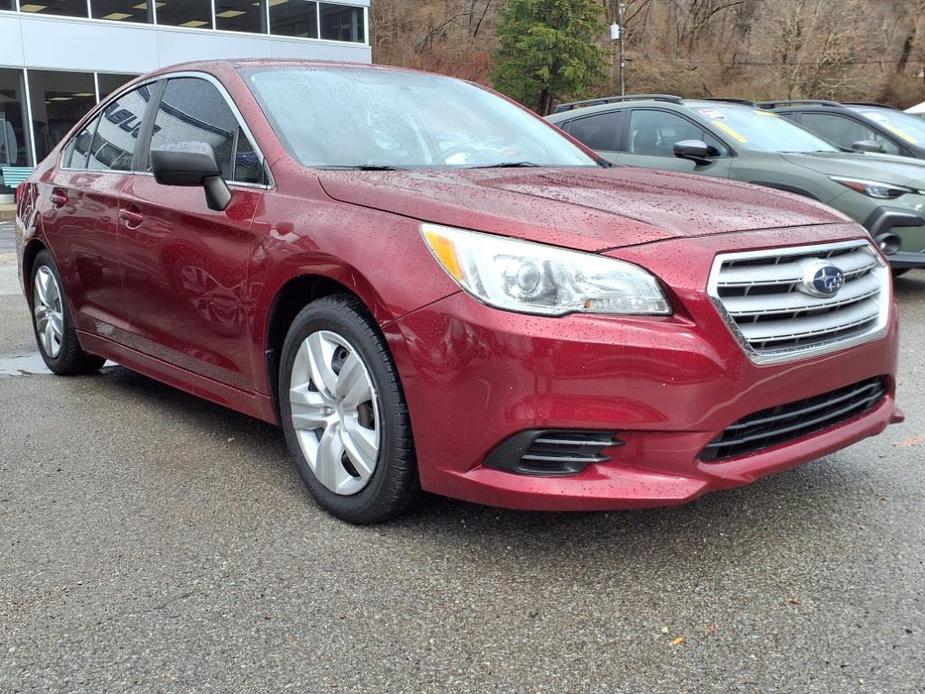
[723,272,881,318]
[738,298,879,343]
[717,249,877,288]
[708,240,890,364]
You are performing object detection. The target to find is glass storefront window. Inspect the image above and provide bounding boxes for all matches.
[27,70,96,163]
[215,0,266,33]
[18,0,88,18]
[270,0,318,39]
[98,73,140,100]
[320,3,363,42]
[91,0,153,23]
[1,0,14,9]
[155,0,212,28]
[0,69,32,190]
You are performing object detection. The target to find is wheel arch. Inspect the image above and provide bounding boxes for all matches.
[261,265,394,417]
[20,238,49,305]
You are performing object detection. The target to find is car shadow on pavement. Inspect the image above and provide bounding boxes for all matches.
[893,270,925,299]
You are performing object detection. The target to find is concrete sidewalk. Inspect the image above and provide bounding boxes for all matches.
[0,203,15,221]
[0,254,21,297]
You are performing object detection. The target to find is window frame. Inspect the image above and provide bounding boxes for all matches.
[58,71,273,190]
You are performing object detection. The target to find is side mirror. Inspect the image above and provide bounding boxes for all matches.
[150,142,231,212]
[673,139,713,165]
[850,139,883,154]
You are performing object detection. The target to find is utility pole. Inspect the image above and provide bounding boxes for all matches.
[609,2,627,96]
[618,2,626,97]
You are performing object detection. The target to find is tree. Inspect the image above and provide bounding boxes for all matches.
[492,0,606,114]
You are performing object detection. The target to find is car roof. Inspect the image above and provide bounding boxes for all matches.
[142,58,440,82]
[546,97,756,121]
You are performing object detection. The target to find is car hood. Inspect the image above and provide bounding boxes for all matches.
[317,167,848,252]
[779,151,925,188]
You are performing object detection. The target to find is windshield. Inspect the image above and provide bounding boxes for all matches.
[243,67,599,169]
[689,104,839,153]
[850,107,925,147]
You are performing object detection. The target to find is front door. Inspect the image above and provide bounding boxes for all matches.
[117,76,267,390]
[616,108,733,178]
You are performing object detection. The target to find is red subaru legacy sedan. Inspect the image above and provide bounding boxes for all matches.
[15,60,901,523]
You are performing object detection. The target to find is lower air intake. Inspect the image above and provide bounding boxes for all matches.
[485,430,622,476]
[701,377,886,462]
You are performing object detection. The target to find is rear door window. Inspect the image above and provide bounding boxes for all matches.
[87,84,154,172]
[562,111,625,151]
[146,77,265,184]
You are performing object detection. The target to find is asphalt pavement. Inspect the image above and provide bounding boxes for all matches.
[1,254,924,693]
[0,220,15,254]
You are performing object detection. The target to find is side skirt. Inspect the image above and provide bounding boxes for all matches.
[78,331,279,425]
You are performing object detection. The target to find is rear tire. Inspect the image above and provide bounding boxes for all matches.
[278,295,420,524]
[30,250,105,376]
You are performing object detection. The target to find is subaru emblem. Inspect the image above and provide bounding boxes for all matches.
[800,262,845,298]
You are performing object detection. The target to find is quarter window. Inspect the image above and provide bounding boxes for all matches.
[88,85,152,171]
[64,115,101,169]
[148,77,264,184]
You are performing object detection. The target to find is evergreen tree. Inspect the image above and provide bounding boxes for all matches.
[493,0,606,114]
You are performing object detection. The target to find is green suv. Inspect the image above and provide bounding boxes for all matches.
[547,95,925,272]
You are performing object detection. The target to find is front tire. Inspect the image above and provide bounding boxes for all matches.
[30,250,105,375]
[279,295,419,524]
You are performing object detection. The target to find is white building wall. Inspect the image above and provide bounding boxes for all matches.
[0,10,371,73]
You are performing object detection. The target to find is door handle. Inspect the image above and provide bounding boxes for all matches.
[119,209,144,227]
[50,191,68,207]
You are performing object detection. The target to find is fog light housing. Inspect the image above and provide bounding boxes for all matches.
[875,232,901,256]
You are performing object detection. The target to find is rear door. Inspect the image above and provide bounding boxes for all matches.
[117,74,267,390]
[40,84,156,346]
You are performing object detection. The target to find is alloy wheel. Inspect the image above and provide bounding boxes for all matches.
[33,266,64,359]
[289,330,381,496]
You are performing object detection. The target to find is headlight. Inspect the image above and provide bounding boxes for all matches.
[420,223,671,316]
[830,176,917,199]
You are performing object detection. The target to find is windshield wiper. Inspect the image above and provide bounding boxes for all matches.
[467,161,542,169]
[321,165,407,171]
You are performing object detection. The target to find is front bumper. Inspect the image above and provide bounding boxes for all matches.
[863,205,925,268]
[387,225,901,511]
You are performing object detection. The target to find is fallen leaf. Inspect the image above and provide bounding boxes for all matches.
[672,636,685,646]
[898,433,925,448]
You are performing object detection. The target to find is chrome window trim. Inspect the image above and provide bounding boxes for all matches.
[706,239,891,366]
[57,71,275,190]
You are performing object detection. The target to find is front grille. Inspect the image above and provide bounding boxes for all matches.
[700,377,886,461]
[484,430,622,476]
[708,240,890,363]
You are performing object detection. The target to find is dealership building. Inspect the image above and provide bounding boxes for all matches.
[0,0,370,196]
